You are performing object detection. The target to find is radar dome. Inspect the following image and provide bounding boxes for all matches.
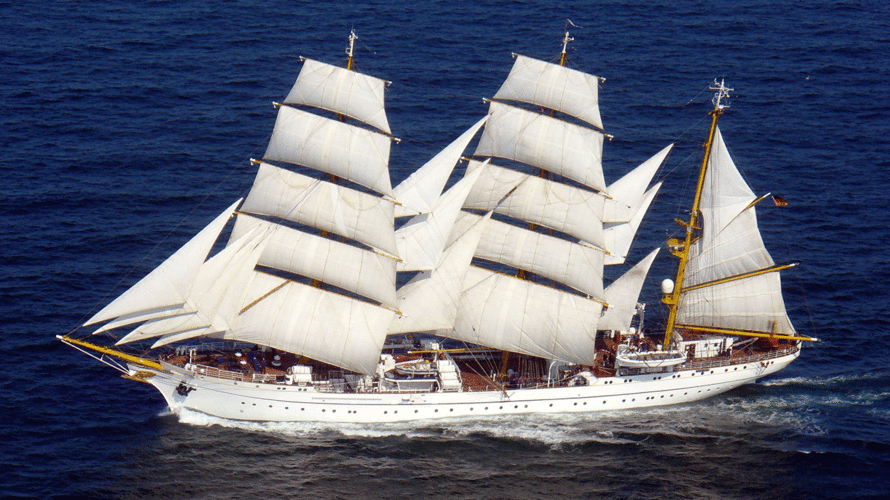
[661,279,675,294]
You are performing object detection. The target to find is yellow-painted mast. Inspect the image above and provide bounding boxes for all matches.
[661,79,732,349]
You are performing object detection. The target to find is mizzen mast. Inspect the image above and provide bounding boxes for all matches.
[661,79,732,349]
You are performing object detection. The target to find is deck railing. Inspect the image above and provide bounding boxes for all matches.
[190,364,245,382]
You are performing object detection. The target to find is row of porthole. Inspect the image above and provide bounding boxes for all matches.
[238,383,726,414]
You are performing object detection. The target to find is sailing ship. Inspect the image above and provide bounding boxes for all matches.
[59,29,817,423]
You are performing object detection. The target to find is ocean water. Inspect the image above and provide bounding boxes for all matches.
[2,1,889,498]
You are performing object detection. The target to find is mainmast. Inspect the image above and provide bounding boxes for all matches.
[661,79,733,349]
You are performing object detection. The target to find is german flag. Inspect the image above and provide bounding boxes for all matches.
[772,195,788,207]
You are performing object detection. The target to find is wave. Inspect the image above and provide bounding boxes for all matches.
[761,371,889,387]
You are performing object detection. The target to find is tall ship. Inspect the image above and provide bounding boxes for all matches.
[60,29,817,423]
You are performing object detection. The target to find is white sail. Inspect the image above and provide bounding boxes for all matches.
[448,267,602,366]
[603,144,671,223]
[455,211,605,300]
[241,162,397,257]
[227,271,393,375]
[91,304,191,335]
[151,325,225,350]
[393,116,488,217]
[493,54,603,129]
[230,214,397,308]
[602,183,661,265]
[396,165,484,272]
[389,212,491,334]
[84,199,241,327]
[677,272,796,334]
[599,248,660,331]
[463,160,605,247]
[264,105,393,196]
[699,127,757,238]
[285,58,391,134]
[684,207,774,286]
[678,126,794,334]
[474,102,606,192]
[116,225,270,344]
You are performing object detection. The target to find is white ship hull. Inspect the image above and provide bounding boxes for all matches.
[135,348,799,424]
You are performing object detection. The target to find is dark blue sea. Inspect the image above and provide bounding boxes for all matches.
[3,1,889,498]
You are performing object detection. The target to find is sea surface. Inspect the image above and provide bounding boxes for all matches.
[2,1,889,498]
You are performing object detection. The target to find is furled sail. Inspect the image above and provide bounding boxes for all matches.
[493,54,603,130]
[677,126,795,334]
[284,58,391,134]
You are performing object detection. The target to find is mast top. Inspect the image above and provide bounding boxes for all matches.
[710,78,733,111]
[345,29,358,70]
[560,19,579,66]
